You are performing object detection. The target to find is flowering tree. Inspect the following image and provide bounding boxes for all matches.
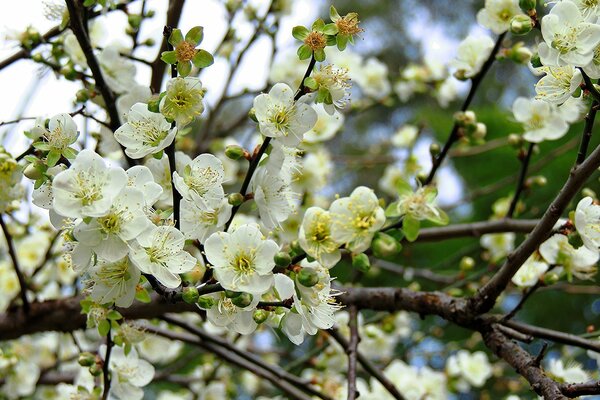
[1,0,600,399]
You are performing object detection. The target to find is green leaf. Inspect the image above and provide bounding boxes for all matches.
[312,18,325,31]
[168,28,184,47]
[47,150,61,167]
[303,76,318,90]
[135,287,151,303]
[185,26,204,45]
[160,50,177,65]
[322,23,338,35]
[292,26,310,41]
[62,147,78,159]
[192,49,214,69]
[177,61,192,77]
[403,216,420,242]
[336,34,348,51]
[97,319,110,337]
[314,48,326,62]
[106,310,123,321]
[330,5,341,21]
[297,44,312,60]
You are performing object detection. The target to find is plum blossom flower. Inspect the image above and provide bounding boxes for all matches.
[299,207,341,268]
[180,198,231,243]
[253,83,318,146]
[114,103,176,159]
[512,97,570,142]
[251,167,297,230]
[130,226,197,288]
[511,256,549,287]
[535,65,583,105]
[450,35,495,80]
[173,153,225,210]
[476,0,523,34]
[446,350,493,390]
[575,196,600,251]
[102,346,154,400]
[204,224,279,295]
[89,256,141,307]
[160,77,205,126]
[539,234,599,280]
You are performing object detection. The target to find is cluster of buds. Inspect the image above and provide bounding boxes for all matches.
[454,110,487,145]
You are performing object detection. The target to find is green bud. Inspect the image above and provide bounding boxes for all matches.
[182,286,199,304]
[224,290,242,298]
[533,175,547,186]
[416,172,428,186]
[297,268,320,287]
[372,232,402,259]
[429,143,440,158]
[231,292,253,308]
[62,67,77,81]
[75,89,90,103]
[228,192,244,206]
[530,53,542,68]
[23,163,42,180]
[351,253,371,272]
[197,296,216,309]
[543,272,559,285]
[459,256,475,271]
[508,133,522,147]
[143,38,156,46]
[145,10,156,18]
[31,53,43,63]
[274,251,292,268]
[510,15,534,36]
[582,188,597,199]
[78,352,96,367]
[253,309,268,324]
[89,363,103,377]
[128,15,142,29]
[473,122,487,140]
[225,145,245,160]
[248,107,258,122]
[290,240,303,254]
[519,0,536,11]
[447,288,463,297]
[147,95,162,113]
[508,42,532,64]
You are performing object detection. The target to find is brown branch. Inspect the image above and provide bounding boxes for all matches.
[346,306,359,400]
[576,100,599,165]
[0,214,29,314]
[101,325,113,400]
[507,142,535,218]
[416,218,538,242]
[561,381,600,397]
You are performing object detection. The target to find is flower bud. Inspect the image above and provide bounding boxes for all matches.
[297,268,320,287]
[128,15,142,29]
[23,163,42,180]
[543,272,559,285]
[225,145,246,160]
[231,292,253,308]
[228,192,244,206]
[459,256,475,271]
[75,89,90,103]
[519,0,536,11]
[530,53,542,69]
[89,363,103,377]
[508,133,522,147]
[253,309,268,324]
[372,232,401,259]
[508,42,532,64]
[147,95,162,113]
[182,286,199,304]
[197,296,216,309]
[447,288,463,297]
[582,188,597,199]
[290,240,303,254]
[429,143,440,158]
[510,15,533,36]
[274,251,292,268]
[78,352,96,367]
[473,122,487,140]
[352,253,370,272]
[248,107,258,122]
[533,175,547,186]
[454,110,477,128]
[31,53,43,63]
[143,38,155,46]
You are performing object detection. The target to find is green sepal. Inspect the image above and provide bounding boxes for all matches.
[152,150,164,160]
[192,49,214,68]
[160,50,177,65]
[62,147,78,159]
[46,150,61,167]
[33,142,51,151]
[326,35,338,46]
[316,86,332,103]
[292,26,310,41]
[312,18,325,31]
[403,216,420,242]
[304,76,318,90]
[395,177,413,197]
[330,5,341,21]
[185,26,204,45]
[135,286,151,303]
[314,48,326,62]
[337,34,348,51]
[297,44,312,60]
[385,201,400,218]
[322,23,338,35]
[97,319,110,337]
[168,28,184,46]
[106,310,123,321]
[177,60,192,77]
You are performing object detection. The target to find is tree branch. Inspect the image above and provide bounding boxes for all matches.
[507,142,535,218]
[0,214,29,314]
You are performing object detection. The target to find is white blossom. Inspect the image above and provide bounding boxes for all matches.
[450,35,495,79]
[575,196,600,251]
[173,153,225,210]
[476,0,522,34]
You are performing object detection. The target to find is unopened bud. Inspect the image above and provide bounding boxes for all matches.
[248,107,258,122]
[372,232,401,259]
[75,89,90,103]
[533,175,547,186]
[182,286,199,304]
[128,15,142,29]
[352,253,370,272]
[231,292,253,308]
[23,163,42,180]
[509,42,533,64]
[510,15,534,36]
[582,188,597,199]
[197,296,215,309]
[31,53,44,63]
[454,110,476,127]
[147,95,162,113]
[530,53,542,69]
[297,268,319,287]
[459,256,475,271]
[253,309,268,324]
[519,0,536,11]
[225,290,242,298]
[225,145,245,160]
[228,192,244,206]
[274,251,292,268]
[143,38,155,46]
[447,288,463,297]
[290,240,303,254]
[429,143,440,158]
[508,133,522,147]
[416,171,428,185]
[89,363,103,377]
[78,352,96,367]
[543,272,559,285]
[473,122,487,140]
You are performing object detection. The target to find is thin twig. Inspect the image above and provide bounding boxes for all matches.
[576,101,599,165]
[507,142,535,218]
[101,326,113,400]
[0,214,29,313]
[347,306,360,400]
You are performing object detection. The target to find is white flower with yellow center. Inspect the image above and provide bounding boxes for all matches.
[303,104,344,143]
[446,350,493,390]
[251,167,298,230]
[535,65,583,105]
[102,346,154,400]
[125,165,163,208]
[98,46,136,94]
[330,186,386,253]
[481,232,515,262]
[548,359,589,383]
[538,1,600,67]
[159,77,205,127]
[73,187,151,262]
[310,64,351,114]
[354,57,391,100]
[173,153,225,210]
[476,0,523,34]
[180,198,232,244]
[540,234,599,280]
[450,35,495,80]
[130,225,197,288]
[89,256,141,307]
[52,149,127,218]
[204,224,278,295]
[203,292,259,335]
[512,97,569,142]
[253,83,318,146]
[32,113,78,152]
[299,207,341,268]
[511,256,549,288]
[145,152,189,209]
[575,196,600,251]
[569,0,600,21]
[584,45,600,79]
[115,103,176,159]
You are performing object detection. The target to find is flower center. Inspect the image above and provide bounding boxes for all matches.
[304,31,327,51]
[335,13,362,36]
[232,252,254,274]
[176,41,197,63]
